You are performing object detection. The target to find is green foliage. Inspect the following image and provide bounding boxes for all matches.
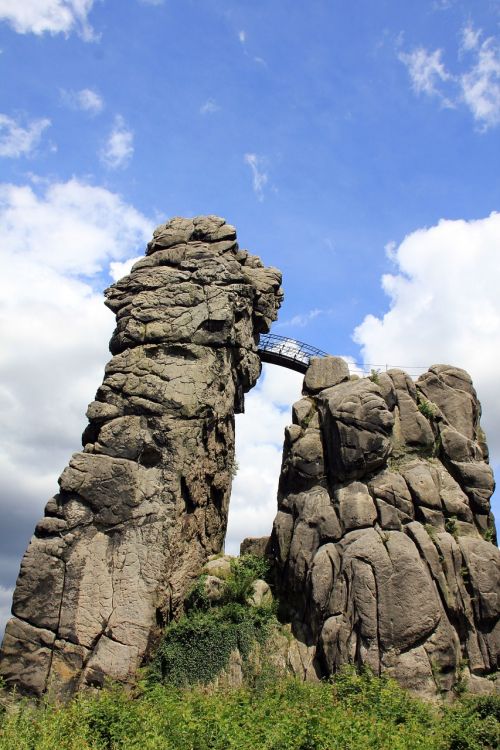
[482,525,495,543]
[368,368,380,384]
[185,573,212,611]
[418,398,439,420]
[2,671,499,750]
[439,693,500,750]
[149,603,277,687]
[445,516,458,540]
[150,554,274,687]
[224,554,270,604]
[453,659,468,697]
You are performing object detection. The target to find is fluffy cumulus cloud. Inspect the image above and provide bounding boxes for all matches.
[100,115,134,169]
[354,212,500,465]
[225,365,303,554]
[0,113,51,158]
[0,177,152,635]
[0,0,97,40]
[399,23,500,129]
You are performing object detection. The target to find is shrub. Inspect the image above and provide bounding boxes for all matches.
[224,554,270,604]
[1,672,499,750]
[149,602,277,687]
[418,399,439,420]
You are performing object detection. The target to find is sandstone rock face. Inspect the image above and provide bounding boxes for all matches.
[0,216,282,698]
[272,362,499,697]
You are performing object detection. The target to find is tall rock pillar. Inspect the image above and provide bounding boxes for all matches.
[272,358,499,697]
[0,216,282,697]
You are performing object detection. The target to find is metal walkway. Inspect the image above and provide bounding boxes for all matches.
[258,333,329,374]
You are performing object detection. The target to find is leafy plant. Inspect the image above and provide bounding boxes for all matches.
[445,515,458,540]
[149,603,276,687]
[418,399,439,420]
[224,554,270,604]
[368,368,380,384]
[1,670,500,750]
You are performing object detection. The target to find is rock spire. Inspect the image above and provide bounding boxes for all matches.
[0,216,283,697]
[271,357,499,697]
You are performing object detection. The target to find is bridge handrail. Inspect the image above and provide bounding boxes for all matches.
[257,333,329,373]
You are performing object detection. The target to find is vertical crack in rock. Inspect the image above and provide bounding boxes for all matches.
[0,216,283,698]
[271,358,499,698]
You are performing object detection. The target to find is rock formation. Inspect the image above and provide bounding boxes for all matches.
[271,358,499,697]
[0,216,282,698]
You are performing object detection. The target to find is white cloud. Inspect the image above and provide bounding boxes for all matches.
[0,113,51,158]
[109,255,142,281]
[399,24,500,129]
[244,153,268,201]
[460,35,500,129]
[354,212,500,464]
[277,308,332,329]
[200,98,219,115]
[138,0,163,5]
[399,47,451,97]
[238,30,246,44]
[62,87,103,114]
[0,177,153,599]
[0,0,97,40]
[100,115,134,169]
[226,365,303,554]
[461,23,481,52]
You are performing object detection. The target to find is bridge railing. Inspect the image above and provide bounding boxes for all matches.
[257,333,429,378]
[258,333,329,373]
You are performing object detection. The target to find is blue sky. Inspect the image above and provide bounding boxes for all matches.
[1,0,499,631]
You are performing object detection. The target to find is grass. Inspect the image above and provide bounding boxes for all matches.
[1,669,499,750]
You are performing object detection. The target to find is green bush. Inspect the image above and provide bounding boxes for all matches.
[224,554,270,604]
[418,399,439,420]
[1,671,499,750]
[149,602,277,687]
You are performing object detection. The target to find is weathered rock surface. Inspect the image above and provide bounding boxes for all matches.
[0,216,282,698]
[271,361,499,697]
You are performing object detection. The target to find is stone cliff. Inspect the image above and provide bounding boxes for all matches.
[271,357,499,697]
[1,216,498,701]
[0,216,283,697]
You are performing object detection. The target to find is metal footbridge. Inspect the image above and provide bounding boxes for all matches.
[258,333,329,374]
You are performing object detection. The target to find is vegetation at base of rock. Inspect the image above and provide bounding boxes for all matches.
[151,554,275,686]
[150,603,277,686]
[1,670,499,750]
